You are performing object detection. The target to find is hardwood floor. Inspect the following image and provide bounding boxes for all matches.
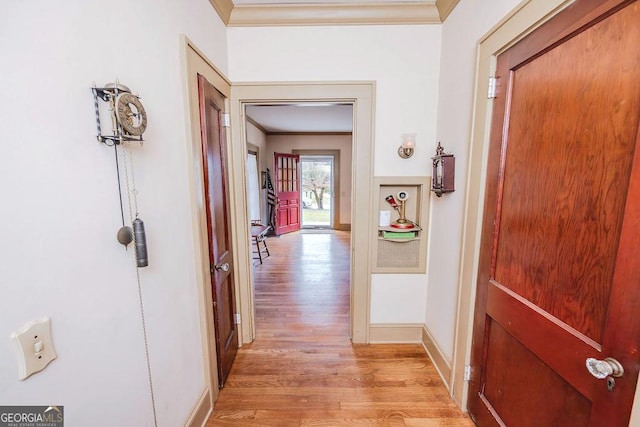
[207,230,474,426]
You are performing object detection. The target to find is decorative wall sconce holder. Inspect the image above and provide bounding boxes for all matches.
[431,142,455,197]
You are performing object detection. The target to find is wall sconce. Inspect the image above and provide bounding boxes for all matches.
[398,133,416,159]
[431,142,455,197]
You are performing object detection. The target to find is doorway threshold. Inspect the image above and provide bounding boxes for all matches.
[299,228,335,234]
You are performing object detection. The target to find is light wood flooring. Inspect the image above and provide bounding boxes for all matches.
[207,230,475,426]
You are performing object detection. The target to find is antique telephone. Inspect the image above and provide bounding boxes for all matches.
[385,191,415,229]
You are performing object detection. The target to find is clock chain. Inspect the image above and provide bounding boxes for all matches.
[122,144,158,427]
[123,144,140,219]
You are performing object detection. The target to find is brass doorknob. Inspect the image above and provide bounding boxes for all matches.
[586,357,624,379]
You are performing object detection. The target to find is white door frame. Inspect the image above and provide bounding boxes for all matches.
[230,82,375,345]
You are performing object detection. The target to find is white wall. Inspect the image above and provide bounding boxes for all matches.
[266,134,353,225]
[228,25,441,178]
[0,1,227,425]
[228,25,441,324]
[425,0,523,362]
[370,274,427,323]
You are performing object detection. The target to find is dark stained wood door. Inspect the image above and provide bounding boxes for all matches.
[469,1,640,425]
[274,152,301,235]
[198,74,238,388]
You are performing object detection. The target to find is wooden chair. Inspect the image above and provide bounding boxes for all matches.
[250,221,271,264]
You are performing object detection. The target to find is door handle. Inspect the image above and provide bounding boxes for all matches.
[586,357,624,379]
[214,262,230,272]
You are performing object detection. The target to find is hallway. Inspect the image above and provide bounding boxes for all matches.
[207,231,474,426]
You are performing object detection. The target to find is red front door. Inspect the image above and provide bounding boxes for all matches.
[274,152,301,235]
[469,1,640,425]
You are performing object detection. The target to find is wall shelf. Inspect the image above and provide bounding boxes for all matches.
[372,176,431,273]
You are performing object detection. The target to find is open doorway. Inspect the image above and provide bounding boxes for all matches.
[230,83,374,345]
[300,154,336,229]
[185,47,373,421]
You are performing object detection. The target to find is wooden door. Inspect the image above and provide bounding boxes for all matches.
[469,1,640,425]
[274,152,301,235]
[198,74,238,388]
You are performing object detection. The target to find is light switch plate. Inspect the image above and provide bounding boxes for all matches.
[10,317,57,380]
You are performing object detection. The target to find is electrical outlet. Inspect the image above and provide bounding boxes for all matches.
[10,317,57,380]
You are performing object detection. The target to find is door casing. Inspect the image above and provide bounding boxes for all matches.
[198,74,239,388]
[453,0,640,423]
[182,39,375,419]
[181,36,233,418]
[230,83,375,345]
[295,149,342,230]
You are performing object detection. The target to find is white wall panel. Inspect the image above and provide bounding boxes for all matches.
[370,274,428,324]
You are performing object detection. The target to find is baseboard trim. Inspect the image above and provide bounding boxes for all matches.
[339,223,351,231]
[369,323,423,343]
[183,388,212,427]
[421,325,452,391]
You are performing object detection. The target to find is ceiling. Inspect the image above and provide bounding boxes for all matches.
[245,104,353,134]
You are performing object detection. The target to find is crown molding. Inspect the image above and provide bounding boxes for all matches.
[435,0,459,21]
[209,0,234,24]
[229,3,440,26]
[245,116,270,134]
[210,0,460,26]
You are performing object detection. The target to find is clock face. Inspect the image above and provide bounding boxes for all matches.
[115,93,147,136]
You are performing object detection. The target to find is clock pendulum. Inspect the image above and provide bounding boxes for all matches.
[115,146,134,247]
